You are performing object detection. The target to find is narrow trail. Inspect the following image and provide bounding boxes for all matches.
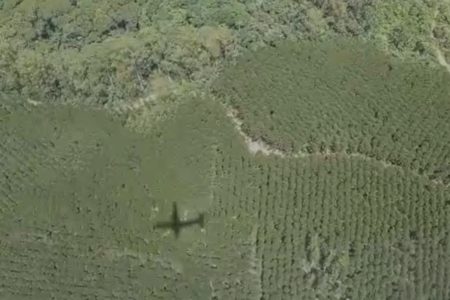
[12,95,450,188]
[226,108,286,157]
[225,106,448,188]
[112,93,157,114]
[431,5,450,74]
[434,46,450,74]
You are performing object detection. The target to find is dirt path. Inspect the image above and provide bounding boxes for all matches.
[226,107,287,157]
[225,106,448,187]
[430,5,450,74]
[433,46,450,74]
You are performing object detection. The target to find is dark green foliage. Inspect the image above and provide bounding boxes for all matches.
[212,141,450,299]
[0,95,240,299]
[1,41,449,297]
[214,38,450,177]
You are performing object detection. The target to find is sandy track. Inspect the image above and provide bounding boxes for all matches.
[225,105,448,188]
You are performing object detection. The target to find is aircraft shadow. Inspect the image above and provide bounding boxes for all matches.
[154,202,205,238]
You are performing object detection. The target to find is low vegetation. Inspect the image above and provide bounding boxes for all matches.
[214,38,450,181]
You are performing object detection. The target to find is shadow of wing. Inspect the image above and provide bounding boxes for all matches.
[179,213,205,227]
[154,221,174,229]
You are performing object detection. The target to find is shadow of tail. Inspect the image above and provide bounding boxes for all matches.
[198,213,205,228]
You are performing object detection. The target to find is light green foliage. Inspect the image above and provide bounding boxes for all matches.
[309,0,375,35]
[2,0,448,111]
[15,48,58,100]
[0,0,241,107]
[0,0,379,108]
[184,0,250,29]
[305,6,329,36]
[366,0,450,62]
[432,2,450,64]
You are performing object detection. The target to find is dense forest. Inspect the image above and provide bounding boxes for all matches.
[0,0,449,110]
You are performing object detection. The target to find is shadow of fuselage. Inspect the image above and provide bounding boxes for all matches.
[154,202,205,238]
